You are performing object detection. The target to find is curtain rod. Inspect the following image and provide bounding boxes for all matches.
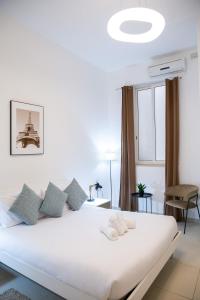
[115,76,182,91]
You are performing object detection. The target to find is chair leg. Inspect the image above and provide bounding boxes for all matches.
[196,205,200,219]
[164,202,167,215]
[163,195,166,215]
[184,208,188,234]
[195,194,200,219]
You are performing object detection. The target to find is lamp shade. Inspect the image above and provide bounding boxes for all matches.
[105,151,116,161]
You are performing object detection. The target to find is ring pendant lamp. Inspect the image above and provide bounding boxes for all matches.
[107,7,165,43]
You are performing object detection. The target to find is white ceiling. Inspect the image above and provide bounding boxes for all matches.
[1,0,200,71]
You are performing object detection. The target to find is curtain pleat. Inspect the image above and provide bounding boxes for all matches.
[119,86,137,211]
[165,77,182,221]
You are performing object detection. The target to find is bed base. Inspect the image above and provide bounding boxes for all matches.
[0,231,181,300]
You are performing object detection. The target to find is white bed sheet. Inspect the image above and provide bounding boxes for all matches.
[0,207,177,300]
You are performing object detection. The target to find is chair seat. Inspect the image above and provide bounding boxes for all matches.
[165,184,200,234]
[166,200,197,210]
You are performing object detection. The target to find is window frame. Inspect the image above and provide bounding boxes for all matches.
[134,81,166,166]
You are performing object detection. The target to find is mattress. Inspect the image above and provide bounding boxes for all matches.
[0,207,177,300]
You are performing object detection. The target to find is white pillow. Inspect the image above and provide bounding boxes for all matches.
[0,196,22,228]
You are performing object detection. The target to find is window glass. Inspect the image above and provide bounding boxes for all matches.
[138,89,155,161]
[136,84,165,163]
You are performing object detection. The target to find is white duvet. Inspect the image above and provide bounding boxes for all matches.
[0,207,177,300]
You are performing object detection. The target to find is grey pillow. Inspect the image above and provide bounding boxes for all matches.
[9,184,42,225]
[40,182,68,217]
[64,178,87,210]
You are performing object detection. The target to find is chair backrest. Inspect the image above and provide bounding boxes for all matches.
[165,184,199,201]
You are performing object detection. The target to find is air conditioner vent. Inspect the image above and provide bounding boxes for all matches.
[148,59,185,77]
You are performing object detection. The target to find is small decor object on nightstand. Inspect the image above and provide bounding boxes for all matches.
[137,183,146,197]
[88,182,103,202]
[95,182,103,198]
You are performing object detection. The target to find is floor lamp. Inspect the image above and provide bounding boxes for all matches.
[105,151,116,208]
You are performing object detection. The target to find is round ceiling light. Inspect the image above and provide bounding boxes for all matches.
[107,8,165,43]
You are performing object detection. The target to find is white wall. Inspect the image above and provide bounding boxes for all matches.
[0,8,199,213]
[0,11,110,197]
[107,50,200,217]
[198,20,200,95]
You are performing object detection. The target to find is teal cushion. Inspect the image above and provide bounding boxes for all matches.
[9,184,42,225]
[64,178,87,210]
[40,182,68,217]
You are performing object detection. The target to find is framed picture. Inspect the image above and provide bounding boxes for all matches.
[10,100,44,155]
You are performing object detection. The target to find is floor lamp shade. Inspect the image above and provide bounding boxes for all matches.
[105,152,116,161]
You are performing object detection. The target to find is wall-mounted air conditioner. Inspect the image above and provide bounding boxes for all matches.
[148,58,185,77]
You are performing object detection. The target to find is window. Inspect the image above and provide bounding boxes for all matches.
[135,83,166,164]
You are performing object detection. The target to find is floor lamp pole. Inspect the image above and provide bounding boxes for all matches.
[109,159,113,208]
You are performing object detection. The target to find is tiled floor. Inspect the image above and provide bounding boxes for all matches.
[144,221,200,300]
[0,221,200,300]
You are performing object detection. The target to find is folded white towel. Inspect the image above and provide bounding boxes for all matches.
[109,215,126,235]
[116,212,136,229]
[123,217,136,229]
[116,214,128,232]
[100,226,119,241]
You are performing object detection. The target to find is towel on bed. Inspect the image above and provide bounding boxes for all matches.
[117,213,136,229]
[100,226,119,241]
[109,214,126,235]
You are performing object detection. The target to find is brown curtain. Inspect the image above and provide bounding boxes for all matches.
[165,77,182,221]
[119,86,137,211]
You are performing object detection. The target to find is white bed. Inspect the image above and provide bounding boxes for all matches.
[0,206,181,300]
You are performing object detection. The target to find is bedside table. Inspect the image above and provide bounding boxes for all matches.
[85,198,111,209]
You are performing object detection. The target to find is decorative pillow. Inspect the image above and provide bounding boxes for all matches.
[9,184,42,225]
[64,178,87,210]
[0,197,22,228]
[40,182,68,217]
[40,180,71,214]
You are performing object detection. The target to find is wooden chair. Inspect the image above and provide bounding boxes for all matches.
[164,184,200,234]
